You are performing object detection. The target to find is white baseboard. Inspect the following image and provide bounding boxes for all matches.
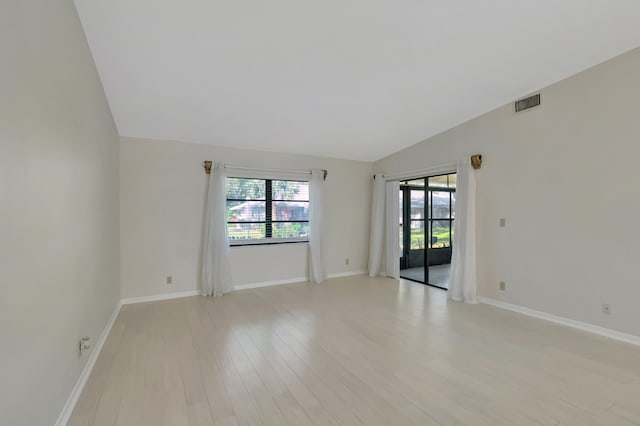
[234,270,367,291]
[234,277,308,290]
[120,271,369,305]
[121,290,200,305]
[328,270,367,279]
[55,301,122,426]
[478,296,640,347]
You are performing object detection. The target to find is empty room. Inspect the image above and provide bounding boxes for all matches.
[4,1,640,425]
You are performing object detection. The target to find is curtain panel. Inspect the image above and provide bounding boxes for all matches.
[448,158,478,303]
[308,169,327,283]
[200,163,234,296]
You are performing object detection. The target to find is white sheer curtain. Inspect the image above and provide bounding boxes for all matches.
[200,163,233,296]
[308,169,327,283]
[385,180,400,279]
[368,174,385,277]
[448,158,478,303]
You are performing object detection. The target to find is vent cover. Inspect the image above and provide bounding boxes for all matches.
[515,94,541,112]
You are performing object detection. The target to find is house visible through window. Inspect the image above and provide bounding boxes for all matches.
[226,177,309,244]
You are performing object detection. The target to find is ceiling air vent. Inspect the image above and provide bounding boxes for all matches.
[515,94,541,112]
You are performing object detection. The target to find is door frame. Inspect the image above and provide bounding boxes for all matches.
[399,179,428,284]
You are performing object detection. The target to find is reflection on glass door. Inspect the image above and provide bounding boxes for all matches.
[399,179,426,283]
[399,173,456,289]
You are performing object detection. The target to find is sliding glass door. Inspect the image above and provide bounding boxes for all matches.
[400,179,427,283]
[425,174,456,288]
[399,173,456,288]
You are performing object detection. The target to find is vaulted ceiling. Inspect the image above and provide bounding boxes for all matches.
[75,0,640,161]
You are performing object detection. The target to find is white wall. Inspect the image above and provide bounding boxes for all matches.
[0,1,120,425]
[375,47,640,337]
[120,137,371,299]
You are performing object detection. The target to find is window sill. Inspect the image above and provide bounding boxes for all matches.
[230,238,309,247]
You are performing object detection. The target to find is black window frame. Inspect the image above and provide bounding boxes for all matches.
[426,173,456,249]
[226,177,310,246]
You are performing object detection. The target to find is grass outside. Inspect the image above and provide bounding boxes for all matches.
[408,226,453,249]
[228,223,308,240]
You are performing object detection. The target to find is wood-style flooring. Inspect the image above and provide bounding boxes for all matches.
[68,275,640,426]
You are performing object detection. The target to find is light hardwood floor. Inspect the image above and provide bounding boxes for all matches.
[68,276,640,426]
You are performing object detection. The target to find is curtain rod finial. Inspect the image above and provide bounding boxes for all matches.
[203,161,212,174]
[471,154,482,170]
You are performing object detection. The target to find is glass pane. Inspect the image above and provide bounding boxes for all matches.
[272,180,309,200]
[399,190,404,257]
[410,220,425,249]
[431,220,451,248]
[432,191,450,219]
[227,201,265,222]
[451,220,455,244]
[428,175,448,188]
[448,173,457,188]
[404,178,424,186]
[273,222,309,239]
[410,190,424,219]
[228,223,266,240]
[272,201,308,221]
[451,192,456,219]
[227,178,266,200]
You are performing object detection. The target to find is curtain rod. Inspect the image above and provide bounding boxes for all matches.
[374,154,482,180]
[202,161,327,180]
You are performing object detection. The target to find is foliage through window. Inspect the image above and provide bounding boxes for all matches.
[226,178,309,244]
[399,173,456,253]
[427,174,456,249]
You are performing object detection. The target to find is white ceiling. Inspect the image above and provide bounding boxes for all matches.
[75,0,640,161]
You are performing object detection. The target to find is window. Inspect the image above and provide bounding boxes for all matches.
[226,177,309,244]
[399,173,456,251]
[427,173,456,249]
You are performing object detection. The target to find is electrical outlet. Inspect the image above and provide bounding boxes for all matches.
[345,258,350,265]
[499,218,506,228]
[79,336,91,355]
[166,275,173,285]
[499,281,506,291]
[602,303,611,315]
